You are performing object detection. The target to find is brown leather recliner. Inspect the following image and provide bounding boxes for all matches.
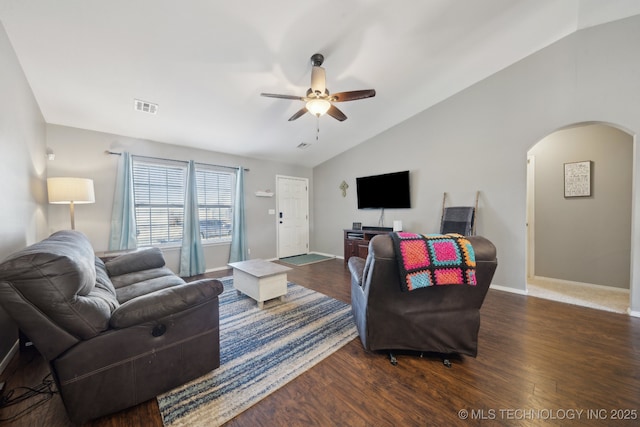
[0,230,223,423]
[348,234,497,364]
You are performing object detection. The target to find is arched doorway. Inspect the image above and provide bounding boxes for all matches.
[526,122,633,313]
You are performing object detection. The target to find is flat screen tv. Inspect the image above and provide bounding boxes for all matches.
[356,170,411,209]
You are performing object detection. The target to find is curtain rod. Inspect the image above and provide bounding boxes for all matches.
[105,150,249,172]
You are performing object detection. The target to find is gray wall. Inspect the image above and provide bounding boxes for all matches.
[3,12,640,372]
[46,124,312,272]
[312,15,640,314]
[529,124,632,288]
[0,23,48,370]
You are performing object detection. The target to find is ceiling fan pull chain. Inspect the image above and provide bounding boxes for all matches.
[316,116,320,141]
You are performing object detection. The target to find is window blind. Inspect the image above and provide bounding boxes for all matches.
[196,168,234,240]
[131,159,235,246]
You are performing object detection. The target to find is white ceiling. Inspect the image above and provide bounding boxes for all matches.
[1,0,639,167]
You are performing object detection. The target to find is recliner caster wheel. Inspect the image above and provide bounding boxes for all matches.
[389,353,398,366]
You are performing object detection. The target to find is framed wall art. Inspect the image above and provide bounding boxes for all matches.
[564,160,591,198]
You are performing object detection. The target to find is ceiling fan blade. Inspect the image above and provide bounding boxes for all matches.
[326,104,347,121]
[288,107,308,121]
[331,89,376,102]
[261,93,305,101]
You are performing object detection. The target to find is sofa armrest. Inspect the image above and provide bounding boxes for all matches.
[110,278,224,329]
[105,247,166,277]
[465,236,497,262]
[348,257,366,287]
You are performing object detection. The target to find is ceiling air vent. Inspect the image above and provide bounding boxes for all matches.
[297,142,311,149]
[134,99,158,115]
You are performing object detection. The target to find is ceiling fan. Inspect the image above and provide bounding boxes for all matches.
[261,53,376,122]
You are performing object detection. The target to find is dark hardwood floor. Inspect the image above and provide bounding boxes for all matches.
[1,258,639,426]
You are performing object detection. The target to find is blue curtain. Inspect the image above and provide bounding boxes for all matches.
[108,152,138,250]
[229,167,248,263]
[180,161,205,276]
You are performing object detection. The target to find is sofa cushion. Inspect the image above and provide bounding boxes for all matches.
[112,267,186,303]
[106,248,185,304]
[105,247,166,277]
[0,230,111,339]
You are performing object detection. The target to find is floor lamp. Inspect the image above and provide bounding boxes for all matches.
[47,177,95,230]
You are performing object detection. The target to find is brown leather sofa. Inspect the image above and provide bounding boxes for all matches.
[348,234,497,364]
[0,230,223,423]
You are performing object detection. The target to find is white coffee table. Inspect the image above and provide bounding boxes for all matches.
[228,259,292,308]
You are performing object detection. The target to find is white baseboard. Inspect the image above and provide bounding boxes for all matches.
[204,265,234,273]
[629,309,640,318]
[530,275,630,294]
[308,251,338,258]
[0,339,19,375]
[490,284,528,295]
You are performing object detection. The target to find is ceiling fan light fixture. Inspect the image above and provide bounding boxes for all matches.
[306,98,331,117]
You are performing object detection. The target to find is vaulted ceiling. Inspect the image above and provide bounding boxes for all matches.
[1,0,639,167]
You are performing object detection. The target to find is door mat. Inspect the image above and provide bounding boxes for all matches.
[279,253,334,266]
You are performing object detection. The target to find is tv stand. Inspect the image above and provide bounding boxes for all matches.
[343,228,392,265]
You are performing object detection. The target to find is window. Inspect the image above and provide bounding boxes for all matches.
[132,158,234,247]
[196,167,233,241]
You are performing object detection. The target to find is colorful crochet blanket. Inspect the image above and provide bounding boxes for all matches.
[390,232,476,292]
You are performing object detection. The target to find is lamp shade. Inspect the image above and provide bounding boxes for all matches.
[47,177,95,204]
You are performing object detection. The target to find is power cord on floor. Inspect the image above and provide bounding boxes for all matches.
[0,373,58,423]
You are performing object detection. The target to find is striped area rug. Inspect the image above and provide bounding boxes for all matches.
[157,277,358,426]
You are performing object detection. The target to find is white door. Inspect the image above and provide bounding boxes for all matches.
[276,175,309,258]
